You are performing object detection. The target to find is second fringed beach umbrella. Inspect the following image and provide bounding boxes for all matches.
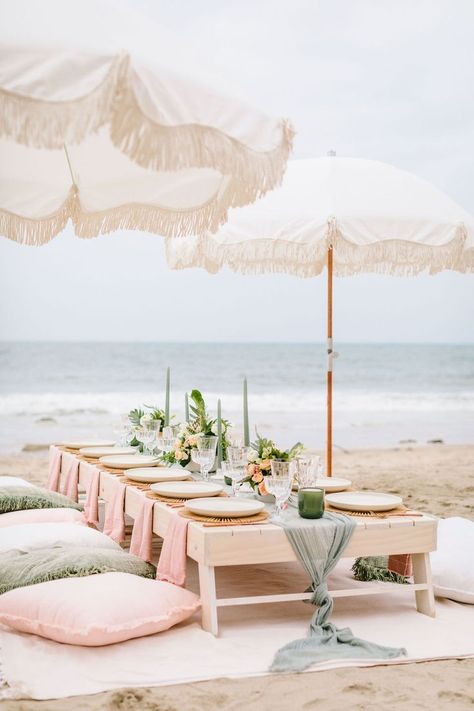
[165,155,474,475]
[0,0,293,245]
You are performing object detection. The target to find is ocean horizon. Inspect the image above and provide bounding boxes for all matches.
[0,341,473,455]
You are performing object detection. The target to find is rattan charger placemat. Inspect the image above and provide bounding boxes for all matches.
[119,477,152,491]
[146,490,229,505]
[324,503,422,518]
[119,476,194,491]
[178,508,269,527]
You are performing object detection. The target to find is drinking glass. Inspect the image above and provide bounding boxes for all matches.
[296,455,320,489]
[140,420,161,456]
[158,425,179,461]
[193,435,218,481]
[113,424,125,446]
[266,459,296,521]
[227,445,250,496]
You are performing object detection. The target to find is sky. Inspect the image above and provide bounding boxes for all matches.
[0,0,473,343]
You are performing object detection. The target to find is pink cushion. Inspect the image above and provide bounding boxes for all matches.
[0,508,86,528]
[0,572,201,646]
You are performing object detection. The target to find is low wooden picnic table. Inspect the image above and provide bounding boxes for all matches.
[68,454,437,636]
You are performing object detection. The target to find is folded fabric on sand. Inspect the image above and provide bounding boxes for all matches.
[271,512,407,672]
[0,546,155,594]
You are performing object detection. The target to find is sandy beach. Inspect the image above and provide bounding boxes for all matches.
[1,443,473,710]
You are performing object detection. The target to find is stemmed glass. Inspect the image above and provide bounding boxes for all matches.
[227,445,250,496]
[113,414,133,446]
[265,459,296,521]
[159,425,179,463]
[140,420,161,456]
[191,435,218,481]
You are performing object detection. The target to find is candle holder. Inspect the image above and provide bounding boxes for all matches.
[298,487,324,519]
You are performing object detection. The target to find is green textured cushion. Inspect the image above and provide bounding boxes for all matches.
[0,547,156,594]
[0,486,83,514]
[352,556,409,584]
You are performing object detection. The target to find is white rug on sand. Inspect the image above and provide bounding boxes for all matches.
[1,559,473,700]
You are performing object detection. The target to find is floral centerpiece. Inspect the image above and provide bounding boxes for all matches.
[246,432,303,496]
[161,389,231,468]
[127,405,166,450]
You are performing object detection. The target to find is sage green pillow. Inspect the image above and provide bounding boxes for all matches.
[0,486,83,515]
[0,547,156,594]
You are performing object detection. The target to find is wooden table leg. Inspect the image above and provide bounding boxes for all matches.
[412,552,436,617]
[198,563,219,635]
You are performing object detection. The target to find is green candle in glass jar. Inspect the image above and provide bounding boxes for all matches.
[298,487,324,519]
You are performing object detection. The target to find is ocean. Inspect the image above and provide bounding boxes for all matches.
[0,342,473,454]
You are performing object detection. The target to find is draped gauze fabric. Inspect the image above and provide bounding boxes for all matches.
[271,512,407,672]
[0,0,293,245]
[165,157,474,276]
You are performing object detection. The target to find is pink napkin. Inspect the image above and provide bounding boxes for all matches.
[47,445,62,492]
[60,452,80,502]
[156,512,189,587]
[83,462,100,528]
[129,498,155,564]
[103,480,127,543]
[388,554,413,577]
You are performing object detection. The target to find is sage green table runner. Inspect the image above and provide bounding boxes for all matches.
[270,511,407,672]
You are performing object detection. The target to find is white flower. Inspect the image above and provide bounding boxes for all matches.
[175,449,185,461]
[248,449,258,462]
[140,414,153,424]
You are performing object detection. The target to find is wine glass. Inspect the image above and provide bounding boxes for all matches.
[192,435,218,481]
[227,445,250,496]
[140,420,161,456]
[266,459,296,521]
[158,425,179,462]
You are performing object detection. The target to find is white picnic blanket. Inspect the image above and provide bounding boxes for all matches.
[1,559,473,700]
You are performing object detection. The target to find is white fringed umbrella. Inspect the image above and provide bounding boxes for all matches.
[165,156,474,475]
[0,0,293,245]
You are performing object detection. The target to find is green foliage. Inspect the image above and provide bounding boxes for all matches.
[128,405,167,432]
[251,430,303,461]
[128,408,144,427]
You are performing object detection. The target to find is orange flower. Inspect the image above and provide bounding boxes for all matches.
[258,480,268,496]
[247,463,256,477]
[252,470,263,483]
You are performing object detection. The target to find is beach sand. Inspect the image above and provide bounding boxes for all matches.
[1,444,473,710]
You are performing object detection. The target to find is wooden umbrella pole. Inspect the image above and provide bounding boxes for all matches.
[326,245,333,477]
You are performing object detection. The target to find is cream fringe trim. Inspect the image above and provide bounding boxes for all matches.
[110,84,294,206]
[0,52,294,205]
[0,55,125,148]
[0,184,236,246]
[165,223,472,276]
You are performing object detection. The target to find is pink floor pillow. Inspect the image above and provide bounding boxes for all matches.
[0,572,201,646]
[0,508,86,528]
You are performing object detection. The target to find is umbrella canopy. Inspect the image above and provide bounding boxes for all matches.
[165,156,474,475]
[165,157,474,275]
[0,0,293,245]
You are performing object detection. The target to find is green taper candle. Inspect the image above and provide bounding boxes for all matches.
[165,367,170,426]
[185,392,189,423]
[217,399,222,468]
[243,377,250,446]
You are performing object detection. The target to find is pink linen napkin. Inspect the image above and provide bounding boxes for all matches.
[60,452,80,502]
[82,462,101,528]
[129,497,155,564]
[47,445,62,492]
[156,512,189,587]
[388,554,413,577]
[103,480,127,544]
